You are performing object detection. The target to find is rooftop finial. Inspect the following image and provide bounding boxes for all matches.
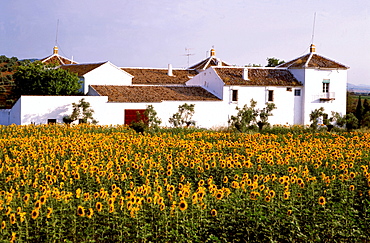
[210,48,216,57]
[310,44,316,53]
[53,46,59,54]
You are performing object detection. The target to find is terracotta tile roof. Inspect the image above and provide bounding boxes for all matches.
[188,56,230,71]
[214,67,302,86]
[122,68,197,85]
[90,85,221,102]
[40,54,78,65]
[278,53,348,69]
[59,62,106,76]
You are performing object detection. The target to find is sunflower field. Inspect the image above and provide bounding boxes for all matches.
[0,124,369,242]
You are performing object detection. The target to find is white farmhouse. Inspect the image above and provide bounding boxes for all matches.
[0,45,349,128]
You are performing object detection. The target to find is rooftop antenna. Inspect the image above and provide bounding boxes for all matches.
[183,48,194,68]
[311,12,316,44]
[55,19,59,46]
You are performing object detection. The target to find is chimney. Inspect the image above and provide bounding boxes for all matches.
[53,46,59,55]
[168,64,173,76]
[242,68,249,80]
[210,48,216,57]
[310,44,316,53]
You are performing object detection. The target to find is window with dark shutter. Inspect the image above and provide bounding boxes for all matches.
[232,90,238,102]
[268,90,274,102]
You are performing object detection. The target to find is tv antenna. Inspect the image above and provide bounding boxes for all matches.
[55,19,59,46]
[183,48,194,68]
[311,12,316,44]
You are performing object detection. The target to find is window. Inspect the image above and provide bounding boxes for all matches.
[47,119,56,124]
[268,90,274,102]
[322,79,330,93]
[232,90,238,102]
[294,89,301,96]
[286,87,292,92]
[323,83,329,93]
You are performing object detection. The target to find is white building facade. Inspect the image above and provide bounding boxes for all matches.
[0,46,349,128]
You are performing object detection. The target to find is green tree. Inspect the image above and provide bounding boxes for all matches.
[329,112,346,128]
[344,113,359,131]
[257,102,277,130]
[13,61,81,96]
[363,98,370,116]
[63,98,98,124]
[169,103,195,127]
[355,96,363,125]
[229,99,259,132]
[309,107,325,130]
[362,111,370,128]
[145,105,162,130]
[129,105,162,133]
[266,57,285,67]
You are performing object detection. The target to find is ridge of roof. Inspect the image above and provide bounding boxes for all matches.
[213,67,302,86]
[59,62,107,76]
[40,54,78,65]
[278,52,349,69]
[188,56,230,71]
[90,85,221,102]
[122,68,197,85]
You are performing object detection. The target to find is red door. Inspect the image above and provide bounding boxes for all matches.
[124,109,147,125]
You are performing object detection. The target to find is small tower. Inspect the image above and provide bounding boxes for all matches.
[53,46,59,55]
[310,44,316,53]
[210,48,216,57]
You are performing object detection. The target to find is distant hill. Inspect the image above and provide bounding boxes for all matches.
[347,83,370,94]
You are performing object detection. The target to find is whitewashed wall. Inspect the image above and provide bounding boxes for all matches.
[223,85,301,125]
[1,96,227,128]
[15,96,109,125]
[82,62,133,93]
[186,68,224,99]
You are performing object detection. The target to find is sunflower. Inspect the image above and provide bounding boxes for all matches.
[210,209,217,217]
[1,221,5,229]
[127,201,133,210]
[250,191,260,200]
[5,207,12,216]
[86,208,94,219]
[197,191,205,201]
[109,204,115,213]
[159,203,165,211]
[287,210,292,216]
[223,176,228,184]
[198,180,205,187]
[19,212,26,223]
[35,200,41,210]
[31,209,39,220]
[10,213,16,224]
[179,200,188,211]
[10,232,16,243]
[231,181,240,189]
[40,195,47,205]
[318,196,326,206]
[96,202,103,212]
[77,206,85,217]
[265,196,271,202]
[156,186,163,194]
[216,190,224,200]
[23,194,30,204]
[349,185,355,191]
[146,197,153,204]
[108,197,115,205]
[46,207,53,219]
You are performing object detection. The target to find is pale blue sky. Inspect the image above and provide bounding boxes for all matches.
[1,0,369,85]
